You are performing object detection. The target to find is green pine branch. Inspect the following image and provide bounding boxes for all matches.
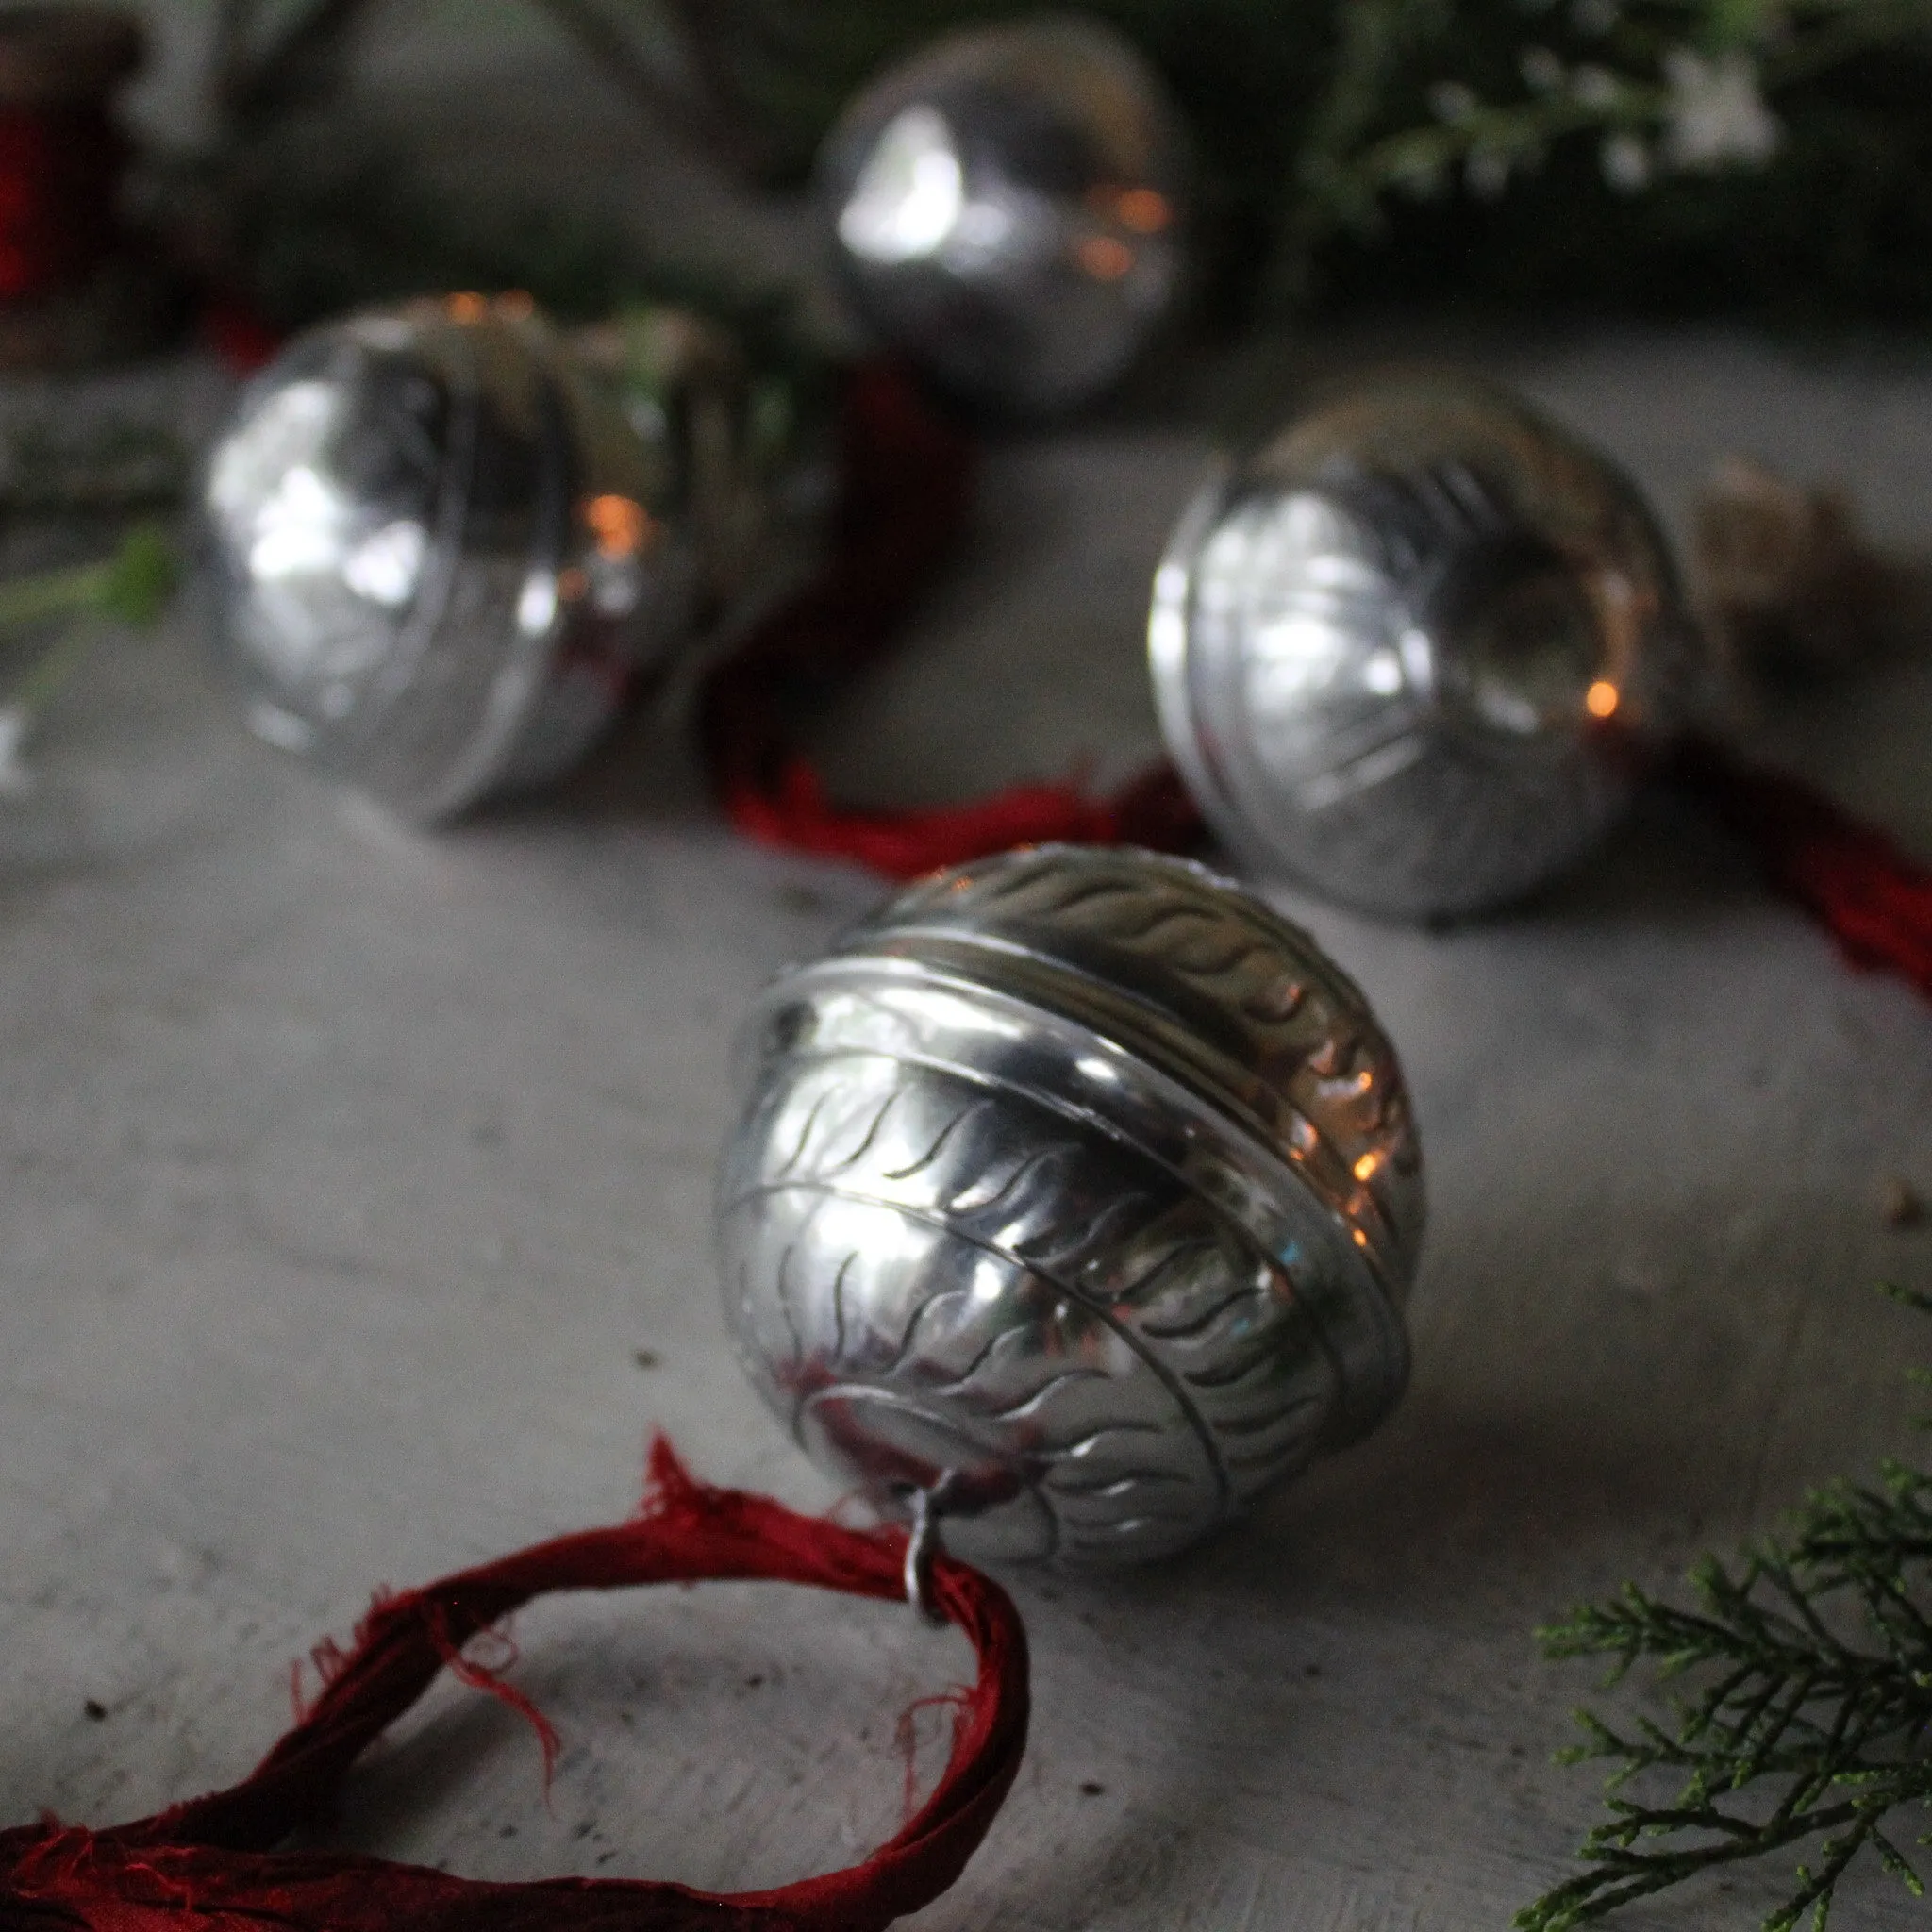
[1518,1282,1932,1932]
[0,525,180,732]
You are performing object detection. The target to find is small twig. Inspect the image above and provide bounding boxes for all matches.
[527,0,769,177]
[653,0,794,177]
[223,0,382,126]
[212,0,259,105]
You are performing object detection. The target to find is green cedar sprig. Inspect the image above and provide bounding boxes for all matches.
[1304,0,1932,235]
[2,525,181,721]
[0,525,179,635]
[1518,1282,1932,1932]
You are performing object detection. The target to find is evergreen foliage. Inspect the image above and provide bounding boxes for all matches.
[1520,1283,1932,1931]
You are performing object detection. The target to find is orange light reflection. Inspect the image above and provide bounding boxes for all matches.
[1115,187,1173,233]
[1074,235,1135,282]
[585,494,652,558]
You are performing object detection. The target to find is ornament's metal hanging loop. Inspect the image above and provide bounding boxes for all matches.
[904,1472,959,1625]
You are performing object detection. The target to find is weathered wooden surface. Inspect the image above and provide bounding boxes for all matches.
[3,327,1932,1931]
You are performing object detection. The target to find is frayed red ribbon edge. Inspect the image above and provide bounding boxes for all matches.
[1674,733,1932,1005]
[0,1438,1030,1932]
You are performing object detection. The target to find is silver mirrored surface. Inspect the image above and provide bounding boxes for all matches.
[1151,375,1701,920]
[717,845,1424,1567]
[199,295,691,822]
[819,17,1189,418]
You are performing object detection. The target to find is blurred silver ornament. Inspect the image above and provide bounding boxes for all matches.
[1150,374,1700,920]
[199,293,696,822]
[818,15,1189,418]
[717,843,1423,1568]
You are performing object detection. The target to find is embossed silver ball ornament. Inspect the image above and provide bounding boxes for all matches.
[817,16,1190,418]
[199,294,691,823]
[1150,375,1702,921]
[717,844,1424,1568]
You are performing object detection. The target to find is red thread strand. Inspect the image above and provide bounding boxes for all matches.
[421,1606,562,1790]
[1673,733,1932,1002]
[0,1439,1030,1932]
[699,362,1201,878]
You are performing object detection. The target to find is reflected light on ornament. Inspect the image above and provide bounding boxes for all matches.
[516,570,558,636]
[837,106,965,264]
[208,378,341,525]
[1112,186,1173,233]
[341,519,427,608]
[585,492,651,558]
[1362,650,1403,695]
[1074,234,1135,282]
[246,466,346,582]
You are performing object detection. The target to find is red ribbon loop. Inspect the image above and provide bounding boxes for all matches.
[0,1441,1030,1932]
[699,362,1200,879]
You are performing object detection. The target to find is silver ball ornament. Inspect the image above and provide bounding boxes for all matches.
[717,844,1424,1568]
[199,295,691,822]
[818,16,1189,418]
[1150,375,1700,920]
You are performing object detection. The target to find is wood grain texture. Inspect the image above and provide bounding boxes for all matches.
[2,328,1931,1931]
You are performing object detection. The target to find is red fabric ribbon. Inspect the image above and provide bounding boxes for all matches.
[698,363,1200,879]
[1671,734,1932,1004]
[0,1441,1030,1932]
[0,102,126,303]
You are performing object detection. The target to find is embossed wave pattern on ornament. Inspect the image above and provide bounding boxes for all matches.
[718,846,1424,1567]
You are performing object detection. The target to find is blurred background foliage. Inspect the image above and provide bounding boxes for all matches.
[138,0,1932,334]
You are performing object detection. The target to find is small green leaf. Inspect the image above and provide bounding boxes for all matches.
[98,525,181,629]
